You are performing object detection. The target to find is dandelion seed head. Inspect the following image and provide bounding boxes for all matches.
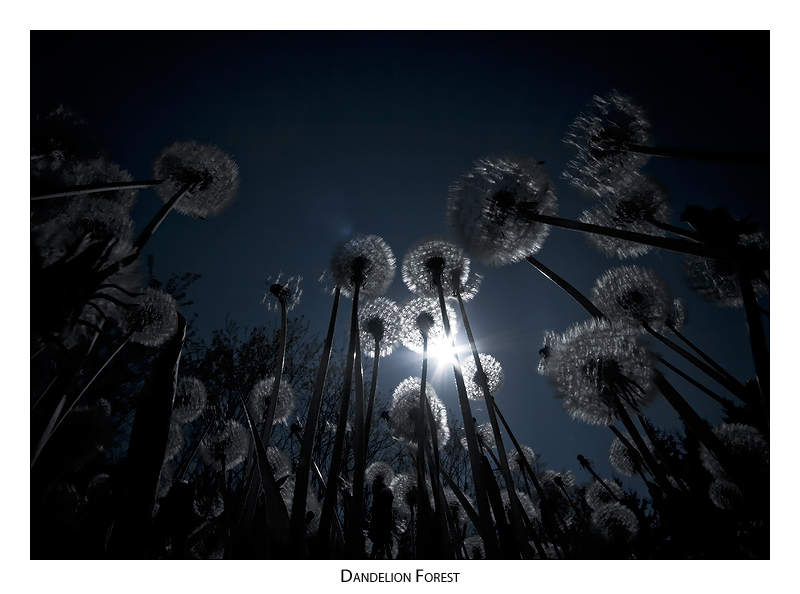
[172,376,207,424]
[699,423,769,480]
[508,444,537,474]
[389,472,417,516]
[585,480,625,509]
[579,174,671,259]
[563,90,652,197]
[329,234,396,299]
[461,421,495,450]
[608,432,654,476]
[198,419,250,472]
[546,319,656,426]
[684,231,769,308]
[249,376,296,425]
[130,287,179,347]
[152,141,240,219]
[358,297,402,358]
[402,237,471,298]
[591,265,673,332]
[388,377,450,451]
[590,502,639,543]
[462,353,504,400]
[539,469,576,500]
[447,156,557,266]
[365,461,396,487]
[262,272,303,312]
[399,297,456,354]
[708,479,745,510]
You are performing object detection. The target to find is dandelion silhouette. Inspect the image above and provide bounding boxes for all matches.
[198,419,250,472]
[388,377,450,452]
[563,90,652,197]
[152,141,240,219]
[590,265,674,332]
[399,297,455,354]
[249,376,296,426]
[130,287,179,347]
[699,423,769,482]
[462,353,504,401]
[584,479,625,510]
[263,273,303,312]
[608,432,655,477]
[579,174,672,259]
[590,502,639,544]
[544,319,656,426]
[172,376,207,424]
[447,157,557,266]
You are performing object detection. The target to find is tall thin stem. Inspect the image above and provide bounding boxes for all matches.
[434,281,500,558]
[525,256,606,320]
[31,179,165,200]
[317,282,361,557]
[289,286,340,557]
[363,341,381,454]
[456,287,534,558]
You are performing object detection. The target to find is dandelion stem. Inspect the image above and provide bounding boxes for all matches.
[363,341,381,454]
[435,281,500,558]
[525,255,606,319]
[625,143,769,166]
[289,285,340,557]
[656,355,737,409]
[644,322,749,403]
[737,266,770,421]
[131,182,194,254]
[30,179,165,200]
[317,282,360,558]
[519,211,768,267]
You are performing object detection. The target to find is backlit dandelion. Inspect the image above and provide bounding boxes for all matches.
[359,297,402,359]
[609,432,655,477]
[590,502,639,543]
[461,421,495,451]
[399,297,456,354]
[508,444,537,475]
[545,319,656,426]
[163,421,185,462]
[172,376,207,424]
[501,489,540,522]
[699,423,769,481]
[152,141,240,219]
[590,265,673,332]
[262,272,303,312]
[198,419,250,472]
[447,156,557,266]
[585,479,625,510]
[365,461,395,487]
[329,234,396,299]
[539,469,576,501]
[685,231,769,308]
[129,287,179,347]
[563,90,651,197]
[579,174,671,258]
[708,479,745,510]
[389,472,417,517]
[388,377,449,451]
[462,353,504,400]
[402,237,471,297]
[249,376,296,425]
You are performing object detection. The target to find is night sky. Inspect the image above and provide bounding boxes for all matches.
[28,28,776,575]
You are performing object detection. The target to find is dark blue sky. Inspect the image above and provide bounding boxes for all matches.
[31,30,769,497]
